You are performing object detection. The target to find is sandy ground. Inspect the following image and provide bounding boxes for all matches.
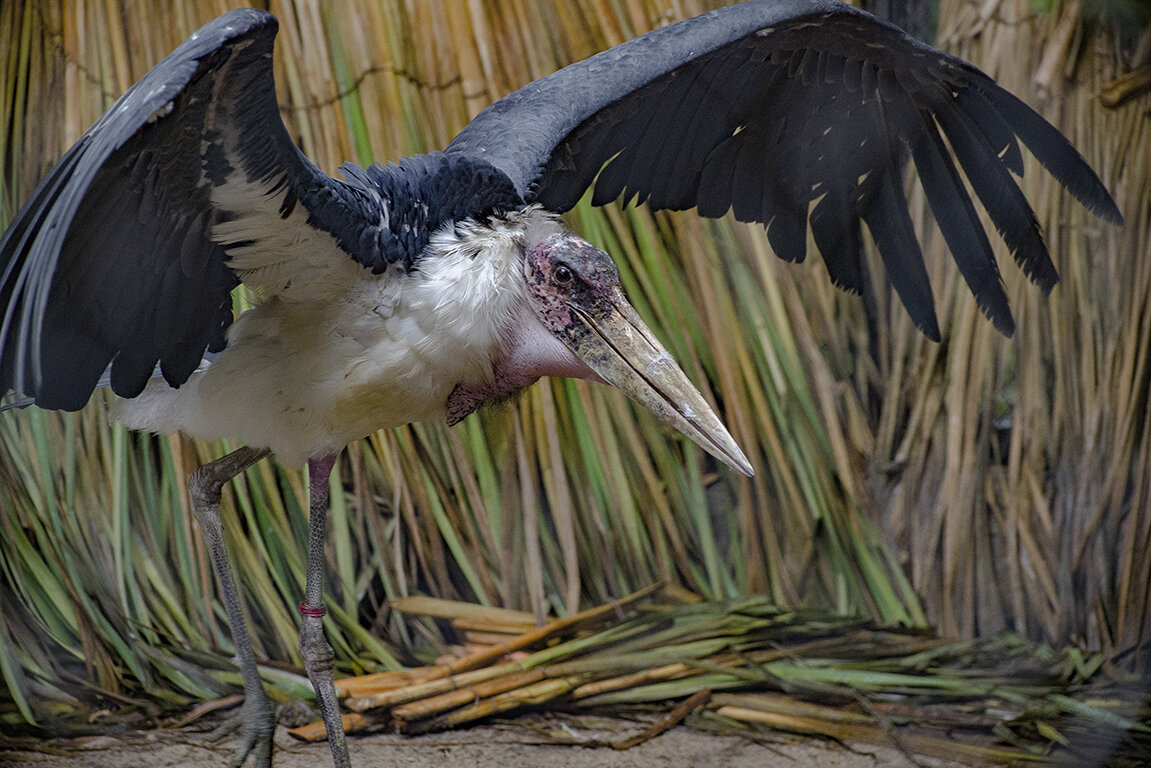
[5,715,967,768]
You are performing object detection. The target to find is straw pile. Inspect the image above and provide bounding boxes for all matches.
[288,586,1149,766]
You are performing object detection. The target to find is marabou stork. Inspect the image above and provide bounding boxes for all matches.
[0,2,1121,766]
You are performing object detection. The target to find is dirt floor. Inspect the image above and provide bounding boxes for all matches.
[5,716,967,768]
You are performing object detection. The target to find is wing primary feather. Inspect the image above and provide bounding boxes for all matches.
[903,104,1014,335]
[810,185,865,294]
[856,85,940,341]
[927,86,1059,293]
[955,86,1023,176]
[980,83,1123,225]
[863,167,940,341]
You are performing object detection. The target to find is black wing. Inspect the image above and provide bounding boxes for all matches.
[446,0,1122,340]
[0,9,503,411]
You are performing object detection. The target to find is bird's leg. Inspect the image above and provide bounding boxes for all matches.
[187,445,275,768]
[299,452,350,768]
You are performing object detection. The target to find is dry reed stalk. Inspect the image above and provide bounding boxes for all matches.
[712,692,878,726]
[408,675,586,733]
[432,581,663,675]
[389,668,550,724]
[610,687,711,750]
[451,614,539,638]
[460,629,528,646]
[319,615,874,737]
[342,582,663,710]
[568,661,702,699]
[562,639,853,703]
[711,705,1043,766]
[334,666,443,700]
[389,596,535,627]
[344,659,527,711]
[289,711,379,744]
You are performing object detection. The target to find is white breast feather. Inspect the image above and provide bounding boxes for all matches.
[115,207,552,467]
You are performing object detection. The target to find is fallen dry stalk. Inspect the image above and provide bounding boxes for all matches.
[346,660,527,712]
[406,582,660,677]
[711,705,1046,766]
[290,588,1149,765]
[390,668,549,723]
[339,581,664,712]
[611,688,711,750]
[408,675,587,734]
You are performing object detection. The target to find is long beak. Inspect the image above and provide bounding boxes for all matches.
[563,293,754,477]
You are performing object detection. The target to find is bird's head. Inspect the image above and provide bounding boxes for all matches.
[445,218,753,477]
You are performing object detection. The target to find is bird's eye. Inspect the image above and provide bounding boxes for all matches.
[553,264,574,285]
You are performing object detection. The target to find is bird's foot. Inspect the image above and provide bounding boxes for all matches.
[206,691,276,768]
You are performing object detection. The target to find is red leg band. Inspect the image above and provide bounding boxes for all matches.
[299,601,327,618]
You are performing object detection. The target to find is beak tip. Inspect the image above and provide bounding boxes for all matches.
[729,451,755,478]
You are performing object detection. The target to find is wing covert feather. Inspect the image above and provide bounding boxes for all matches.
[447,0,1122,336]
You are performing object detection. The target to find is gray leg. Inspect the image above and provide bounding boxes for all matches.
[299,452,350,768]
[188,445,274,768]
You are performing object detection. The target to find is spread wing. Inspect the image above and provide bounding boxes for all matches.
[446,0,1121,340]
[0,9,502,410]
